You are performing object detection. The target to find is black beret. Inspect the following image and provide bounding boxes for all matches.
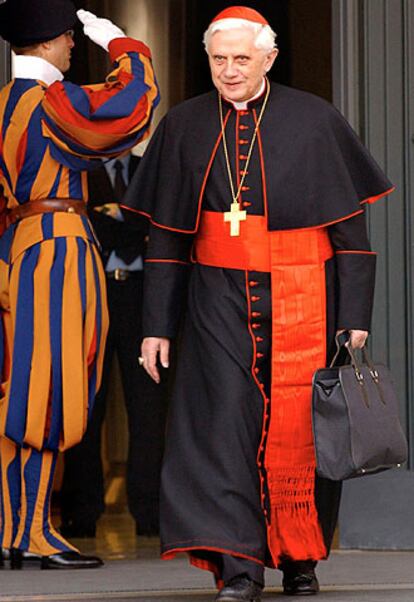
[0,0,77,47]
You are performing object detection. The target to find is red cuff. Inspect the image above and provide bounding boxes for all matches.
[335,250,377,255]
[145,259,190,266]
[109,37,152,62]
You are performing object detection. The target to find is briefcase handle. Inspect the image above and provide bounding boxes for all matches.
[329,331,351,367]
[330,332,386,407]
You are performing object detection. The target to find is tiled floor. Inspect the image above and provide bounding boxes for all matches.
[59,511,160,561]
[2,513,414,601]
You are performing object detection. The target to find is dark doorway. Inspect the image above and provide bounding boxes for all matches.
[182,0,332,102]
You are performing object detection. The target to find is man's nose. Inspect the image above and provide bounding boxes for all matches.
[223,60,238,77]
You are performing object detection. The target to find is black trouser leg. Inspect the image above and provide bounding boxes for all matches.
[220,555,265,586]
[111,275,169,534]
[60,298,116,528]
[315,475,343,554]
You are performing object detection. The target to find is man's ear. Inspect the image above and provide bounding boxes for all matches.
[265,48,278,73]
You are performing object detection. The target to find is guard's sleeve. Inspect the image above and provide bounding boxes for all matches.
[41,38,160,165]
[0,187,6,237]
[143,225,194,338]
[328,211,376,331]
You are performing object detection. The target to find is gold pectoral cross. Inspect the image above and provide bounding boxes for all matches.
[224,202,247,237]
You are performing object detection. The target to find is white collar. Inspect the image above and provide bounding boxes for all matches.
[226,78,266,111]
[12,54,64,86]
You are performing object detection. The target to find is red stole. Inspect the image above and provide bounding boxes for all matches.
[194,210,332,563]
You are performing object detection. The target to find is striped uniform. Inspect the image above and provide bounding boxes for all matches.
[0,37,159,555]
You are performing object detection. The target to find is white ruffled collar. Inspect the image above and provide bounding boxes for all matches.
[12,54,63,86]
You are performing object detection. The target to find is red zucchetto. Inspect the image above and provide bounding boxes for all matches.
[211,6,269,26]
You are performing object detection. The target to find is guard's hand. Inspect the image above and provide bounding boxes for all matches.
[336,329,369,349]
[93,203,123,221]
[140,337,170,384]
[77,10,126,51]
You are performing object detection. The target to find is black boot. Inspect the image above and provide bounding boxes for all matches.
[282,561,319,596]
[215,575,262,601]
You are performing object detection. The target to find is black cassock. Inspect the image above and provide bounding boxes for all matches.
[123,82,393,583]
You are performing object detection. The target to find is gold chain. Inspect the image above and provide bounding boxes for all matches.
[218,79,270,207]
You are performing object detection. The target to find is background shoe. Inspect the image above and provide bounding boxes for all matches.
[282,566,319,596]
[10,548,42,570]
[215,575,262,601]
[41,551,103,569]
[59,521,97,538]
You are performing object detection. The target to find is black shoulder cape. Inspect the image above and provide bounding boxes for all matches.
[123,82,393,232]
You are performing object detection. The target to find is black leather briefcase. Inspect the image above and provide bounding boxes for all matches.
[312,336,408,481]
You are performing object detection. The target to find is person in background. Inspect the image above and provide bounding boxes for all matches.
[0,0,159,569]
[123,5,393,601]
[60,152,168,539]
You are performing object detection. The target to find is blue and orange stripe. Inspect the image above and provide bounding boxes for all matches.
[13,447,76,554]
[0,437,20,548]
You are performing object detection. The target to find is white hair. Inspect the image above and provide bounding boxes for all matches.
[203,18,277,54]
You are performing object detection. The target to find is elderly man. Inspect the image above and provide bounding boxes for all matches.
[0,0,158,569]
[124,6,392,601]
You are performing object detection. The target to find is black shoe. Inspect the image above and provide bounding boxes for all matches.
[10,548,42,570]
[41,551,104,570]
[59,521,96,538]
[215,576,262,601]
[282,563,319,596]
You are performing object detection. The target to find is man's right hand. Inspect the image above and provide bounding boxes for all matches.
[77,10,126,51]
[141,337,170,384]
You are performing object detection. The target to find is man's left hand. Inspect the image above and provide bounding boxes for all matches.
[336,329,368,349]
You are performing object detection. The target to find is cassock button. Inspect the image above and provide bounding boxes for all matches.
[249,281,259,287]
[252,323,260,329]
[251,296,261,302]
[257,352,264,358]
[239,155,248,161]
[256,336,264,342]
[240,170,248,176]
[239,124,249,130]
[239,139,249,145]
[243,201,252,207]
[252,311,261,317]
[241,185,250,191]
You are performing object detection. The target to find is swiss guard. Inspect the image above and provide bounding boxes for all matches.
[0,0,159,569]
